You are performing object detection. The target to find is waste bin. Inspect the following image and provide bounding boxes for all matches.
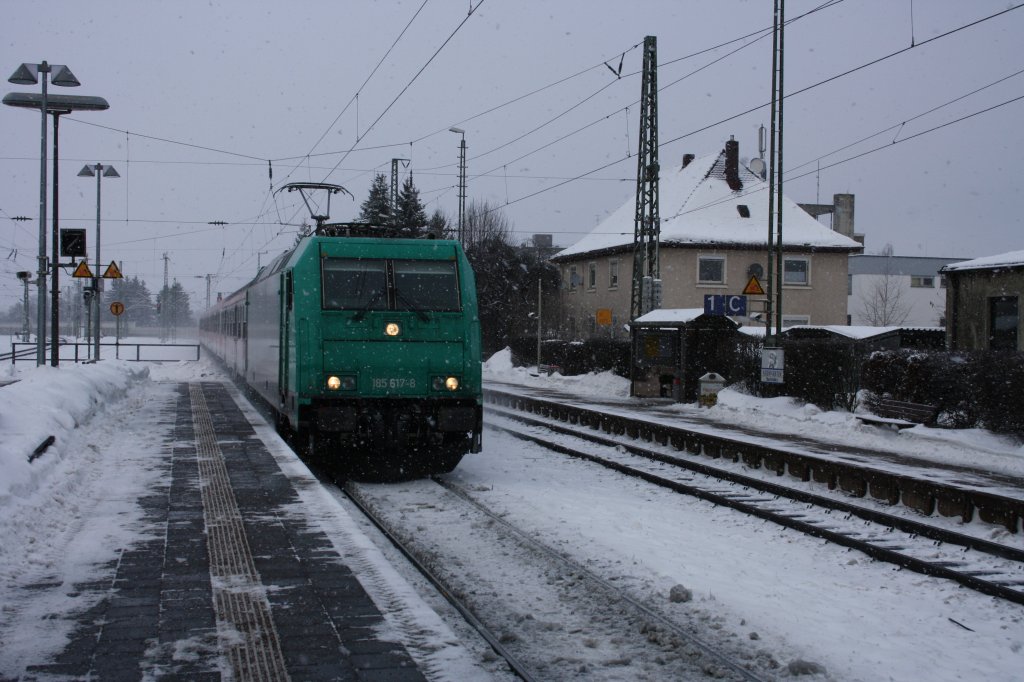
[698,372,725,407]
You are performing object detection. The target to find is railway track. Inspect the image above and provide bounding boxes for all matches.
[344,477,773,682]
[483,387,1024,533]
[485,407,1024,607]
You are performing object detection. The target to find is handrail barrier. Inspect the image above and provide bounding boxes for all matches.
[6,341,200,364]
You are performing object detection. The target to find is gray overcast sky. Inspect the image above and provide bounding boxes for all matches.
[2,0,1022,312]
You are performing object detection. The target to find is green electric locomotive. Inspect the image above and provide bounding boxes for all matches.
[200,207,482,479]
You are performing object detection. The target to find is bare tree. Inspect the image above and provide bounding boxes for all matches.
[858,244,910,326]
[460,199,511,249]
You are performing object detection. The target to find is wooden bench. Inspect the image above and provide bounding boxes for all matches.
[857,395,939,430]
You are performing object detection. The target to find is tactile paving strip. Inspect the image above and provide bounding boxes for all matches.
[190,383,291,681]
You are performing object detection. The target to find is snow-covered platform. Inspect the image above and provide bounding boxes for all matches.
[12,381,427,681]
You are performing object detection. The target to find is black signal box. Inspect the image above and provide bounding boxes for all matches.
[61,229,87,258]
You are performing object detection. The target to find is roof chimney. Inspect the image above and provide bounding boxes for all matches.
[724,136,742,191]
[682,153,695,168]
[833,193,854,238]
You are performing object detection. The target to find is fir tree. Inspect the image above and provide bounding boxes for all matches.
[396,174,427,237]
[427,209,449,239]
[359,174,391,225]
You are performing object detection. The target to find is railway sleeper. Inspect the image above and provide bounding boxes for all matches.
[762,452,786,476]
[868,477,901,506]
[935,491,973,523]
[975,504,1020,533]
[811,464,837,490]
[836,471,867,498]
[900,481,936,516]
[787,458,811,482]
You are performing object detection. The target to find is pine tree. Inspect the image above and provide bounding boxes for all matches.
[106,276,155,325]
[396,175,427,237]
[359,174,391,225]
[157,281,194,328]
[427,209,449,239]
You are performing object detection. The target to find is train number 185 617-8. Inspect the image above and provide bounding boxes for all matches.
[372,377,417,390]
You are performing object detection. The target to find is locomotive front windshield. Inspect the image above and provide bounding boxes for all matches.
[393,260,460,312]
[322,259,387,310]
[322,257,460,312]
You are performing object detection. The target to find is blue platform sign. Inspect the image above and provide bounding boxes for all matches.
[703,294,747,317]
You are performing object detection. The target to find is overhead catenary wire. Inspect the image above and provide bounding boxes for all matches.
[482,2,1024,222]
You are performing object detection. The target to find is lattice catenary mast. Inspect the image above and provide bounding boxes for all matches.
[630,35,661,321]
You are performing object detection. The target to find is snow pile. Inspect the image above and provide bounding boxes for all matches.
[0,361,150,501]
[483,347,630,399]
[483,349,1024,477]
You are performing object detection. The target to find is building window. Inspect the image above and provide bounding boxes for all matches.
[911,276,934,288]
[847,274,852,295]
[698,256,725,284]
[609,259,619,288]
[990,296,1019,351]
[782,315,810,327]
[588,262,597,290]
[568,265,578,291]
[783,258,809,285]
[939,275,948,289]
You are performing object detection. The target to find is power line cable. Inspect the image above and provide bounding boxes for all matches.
[313,0,487,186]
[486,3,1024,218]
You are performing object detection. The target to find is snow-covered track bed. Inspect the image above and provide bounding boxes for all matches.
[486,408,1024,606]
[483,388,1024,534]
[345,478,770,682]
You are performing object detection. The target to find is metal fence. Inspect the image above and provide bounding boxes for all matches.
[6,341,201,364]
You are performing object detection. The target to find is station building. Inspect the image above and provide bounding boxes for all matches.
[549,138,863,339]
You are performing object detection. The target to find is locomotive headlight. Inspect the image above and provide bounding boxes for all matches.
[326,375,356,391]
[385,322,401,336]
[433,375,460,391]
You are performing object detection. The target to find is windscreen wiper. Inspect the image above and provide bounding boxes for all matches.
[352,290,385,321]
[395,290,431,322]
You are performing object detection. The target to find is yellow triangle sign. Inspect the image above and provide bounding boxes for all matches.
[743,274,765,296]
[72,261,94,278]
[102,261,123,279]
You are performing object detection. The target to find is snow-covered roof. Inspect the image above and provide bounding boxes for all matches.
[634,308,706,325]
[632,307,741,328]
[555,149,862,260]
[939,249,1024,273]
[784,325,943,340]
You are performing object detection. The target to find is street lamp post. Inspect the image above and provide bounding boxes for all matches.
[78,163,119,362]
[449,127,466,242]
[6,62,80,365]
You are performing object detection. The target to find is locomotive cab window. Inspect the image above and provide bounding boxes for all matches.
[322,257,460,312]
[322,258,388,310]
[393,259,460,312]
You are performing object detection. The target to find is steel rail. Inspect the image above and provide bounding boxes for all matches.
[434,476,768,682]
[342,482,540,682]
[483,386,1024,533]
[487,418,1024,606]
[490,404,1024,564]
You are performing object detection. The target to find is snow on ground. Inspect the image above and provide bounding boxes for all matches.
[2,341,1023,680]
[483,347,1024,478]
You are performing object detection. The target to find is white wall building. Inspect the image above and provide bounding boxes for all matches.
[847,255,967,327]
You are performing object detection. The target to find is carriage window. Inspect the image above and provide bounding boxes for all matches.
[322,258,387,310]
[393,260,461,312]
